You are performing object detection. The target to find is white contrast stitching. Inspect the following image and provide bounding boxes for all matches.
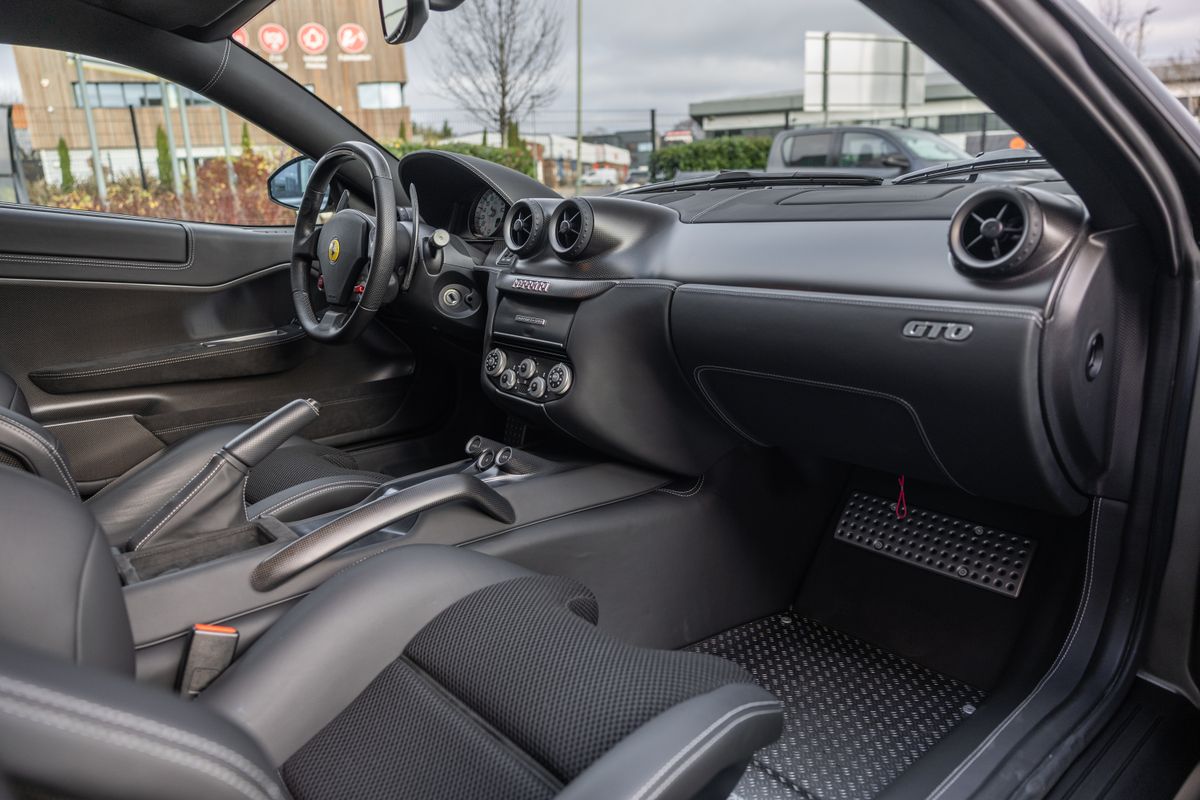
[927,497,1102,799]
[131,462,224,550]
[253,479,382,519]
[677,284,1045,326]
[0,674,283,800]
[657,475,705,497]
[200,40,232,94]
[631,700,783,800]
[694,365,968,492]
[0,415,77,496]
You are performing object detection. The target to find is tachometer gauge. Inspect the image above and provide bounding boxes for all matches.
[471,189,507,238]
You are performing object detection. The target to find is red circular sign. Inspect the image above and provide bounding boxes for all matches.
[337,23,369,54]
[258,23,289,54]
[231,27,249,47]
[298,22,329,55]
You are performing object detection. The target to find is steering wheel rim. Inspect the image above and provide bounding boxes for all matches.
[291,141,398,344]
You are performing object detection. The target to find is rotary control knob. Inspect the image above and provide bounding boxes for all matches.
[498,369,517,390]
[516,357,537,379]
[546,363,573,395]
[484,348,507,377]
[528,376,547,399]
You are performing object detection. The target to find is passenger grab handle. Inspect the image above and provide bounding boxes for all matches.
[249,473,515,592]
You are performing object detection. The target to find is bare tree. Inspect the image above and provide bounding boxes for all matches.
[1097,0,1159,58]
[434,0,563,146]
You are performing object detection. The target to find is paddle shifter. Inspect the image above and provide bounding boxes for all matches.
[124,399,321,552]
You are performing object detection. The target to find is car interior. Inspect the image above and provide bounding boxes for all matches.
[2,0,1200,798]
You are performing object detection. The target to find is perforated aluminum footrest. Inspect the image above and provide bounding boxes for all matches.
[834,491,1035,597]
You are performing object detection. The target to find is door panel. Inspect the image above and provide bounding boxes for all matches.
[0,205,445,493]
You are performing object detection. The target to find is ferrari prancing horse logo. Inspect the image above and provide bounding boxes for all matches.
[328,237,341,263]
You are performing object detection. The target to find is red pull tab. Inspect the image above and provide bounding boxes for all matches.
[895,475,908,520]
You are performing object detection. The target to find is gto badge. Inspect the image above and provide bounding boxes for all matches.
[328,237,341,263]
[903,320,974,341]
[511,277,551,294]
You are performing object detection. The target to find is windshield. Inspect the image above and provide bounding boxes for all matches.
[892,129,971,162]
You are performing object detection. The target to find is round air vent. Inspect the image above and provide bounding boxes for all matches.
[549,198,595,260]
[949,186,1044,276]
[502,200,547,258]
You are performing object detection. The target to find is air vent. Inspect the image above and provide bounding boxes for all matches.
[502,200,547,258]
[549,198,594,260]
[949,186,1044,276]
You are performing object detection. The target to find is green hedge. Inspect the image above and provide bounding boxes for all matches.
[387,141,536,177]
[649,136,771,179]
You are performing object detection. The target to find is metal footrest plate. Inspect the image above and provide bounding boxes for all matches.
[834,491,1035,597]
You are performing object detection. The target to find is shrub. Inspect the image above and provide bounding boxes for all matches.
[387,140,536,177]
[649,136,771,180]
[155,126,174,188]
[57,138,74,191]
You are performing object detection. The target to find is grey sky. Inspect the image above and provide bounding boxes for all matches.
[0,0,1197,136]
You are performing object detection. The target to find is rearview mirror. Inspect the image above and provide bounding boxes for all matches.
[380,0,430,44]
[267,156,329,211]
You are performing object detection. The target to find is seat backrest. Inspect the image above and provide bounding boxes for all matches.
[0,372,78,497]
[0,468,130,673]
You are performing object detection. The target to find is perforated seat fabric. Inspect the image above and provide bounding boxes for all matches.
[281,575,760,800]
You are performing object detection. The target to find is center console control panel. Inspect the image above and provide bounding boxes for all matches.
[484,346,573,403]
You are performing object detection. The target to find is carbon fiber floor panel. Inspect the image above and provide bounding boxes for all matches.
[690,614,986,800]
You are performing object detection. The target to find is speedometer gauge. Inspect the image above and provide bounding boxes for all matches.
[471,189,507,238]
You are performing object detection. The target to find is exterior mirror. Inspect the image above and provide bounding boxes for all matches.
[380,0,430,44]
[881,154,911,170]
[267,156,327,210]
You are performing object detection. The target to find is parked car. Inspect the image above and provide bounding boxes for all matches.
[578,167,619,186]
[767,125,971,177]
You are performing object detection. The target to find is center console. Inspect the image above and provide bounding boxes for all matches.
[121,432,669,687]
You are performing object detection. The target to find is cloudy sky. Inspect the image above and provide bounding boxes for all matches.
[0,0,1196,136]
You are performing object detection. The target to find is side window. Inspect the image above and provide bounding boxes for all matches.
[783,133,831,167]
[838,132,900,168]
[9,47,297,226]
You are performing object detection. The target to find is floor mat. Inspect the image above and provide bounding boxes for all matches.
[690,614,986,800]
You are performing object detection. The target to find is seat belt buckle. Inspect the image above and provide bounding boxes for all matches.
[178,623,239,698]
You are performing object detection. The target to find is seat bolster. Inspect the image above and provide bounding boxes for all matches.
[0,645,286,800]
[0,406,77,496]
[0,469,131,674]
[556,683,784,800]
[201,544,532,764]
[0,372,30,417]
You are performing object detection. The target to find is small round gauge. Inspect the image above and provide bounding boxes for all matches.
[471,189,507,238]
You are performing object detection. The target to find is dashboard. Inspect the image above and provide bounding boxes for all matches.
[396,151,1145,518]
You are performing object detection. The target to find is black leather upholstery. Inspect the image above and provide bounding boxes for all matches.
[0,479,783,799]
[0,372,29,417]
[0,470,132,674]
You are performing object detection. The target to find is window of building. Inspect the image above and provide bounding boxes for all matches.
[837,132,900,168]
[357,82,405,110]
[20,47,296,226]
[783,132,832,167]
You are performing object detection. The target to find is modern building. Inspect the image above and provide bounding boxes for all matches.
[690,32,1200,153]
[12,0,409,186]
[584,129,656,171]
[689,76,1019,153]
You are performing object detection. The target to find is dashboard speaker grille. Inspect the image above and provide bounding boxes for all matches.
[834,492,1035,598]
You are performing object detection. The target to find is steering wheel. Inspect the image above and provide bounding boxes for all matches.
[291,141,398,343]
